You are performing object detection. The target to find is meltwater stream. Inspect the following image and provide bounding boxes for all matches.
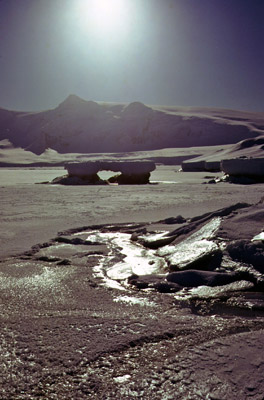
[80,218,222,291]
[85,231,168,290]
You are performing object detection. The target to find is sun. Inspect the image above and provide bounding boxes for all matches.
[75,0,129,37]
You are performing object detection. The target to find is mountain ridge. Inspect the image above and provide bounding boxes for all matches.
[0,96,263,155]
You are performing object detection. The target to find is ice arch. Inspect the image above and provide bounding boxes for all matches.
[63,161,156,184]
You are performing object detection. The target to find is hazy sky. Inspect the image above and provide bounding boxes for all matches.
[0,0,263,111]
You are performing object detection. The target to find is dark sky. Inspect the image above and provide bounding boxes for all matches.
[0,0,263,112]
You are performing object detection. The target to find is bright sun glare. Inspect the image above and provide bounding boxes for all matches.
[75,0,129,37]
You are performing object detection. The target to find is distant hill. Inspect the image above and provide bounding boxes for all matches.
[0,95,263,155]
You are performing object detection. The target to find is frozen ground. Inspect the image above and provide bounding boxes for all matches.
[0,164,263,399]
[1,165,263,258]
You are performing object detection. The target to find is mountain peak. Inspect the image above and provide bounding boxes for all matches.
[57,94,87,108]
[122,101,152,116]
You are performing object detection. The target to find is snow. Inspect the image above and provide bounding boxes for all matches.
[1,95,263,155]
[1,165,263,258]
[65,161,156,177]
[0,99,264,399]
[221,157,264,177]
[181,135,264,172]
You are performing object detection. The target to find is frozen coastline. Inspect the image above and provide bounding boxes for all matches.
[0,165,263,399]
[1,164,264,258]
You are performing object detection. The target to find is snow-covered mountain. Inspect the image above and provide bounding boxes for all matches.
[0,95,263,155]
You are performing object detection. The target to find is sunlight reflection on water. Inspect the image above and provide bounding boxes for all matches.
[0,264,72,304]
[86,217,221,290]
[113,295,156,307]
[252,231,264,241]
[158,217,221,268]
